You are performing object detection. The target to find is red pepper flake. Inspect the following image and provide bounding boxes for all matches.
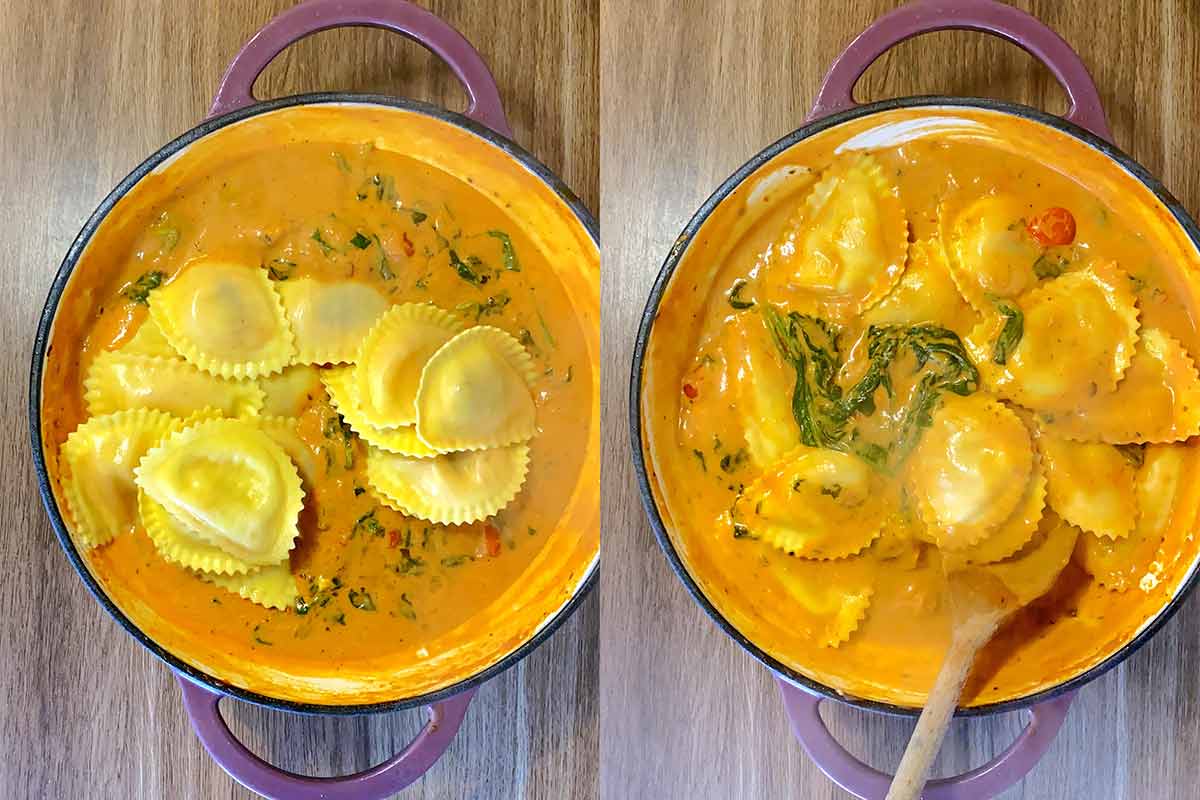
[387,530,402,548]
[401,232,415,257]
[683,383,699,400]
[484,524,502,557]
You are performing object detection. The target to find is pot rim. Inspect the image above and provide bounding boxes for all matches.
[629,93,1200,719]
[29,91,599,717]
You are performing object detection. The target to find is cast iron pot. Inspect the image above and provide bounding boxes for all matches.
[29,1,599,798]
[630,1,1200,798]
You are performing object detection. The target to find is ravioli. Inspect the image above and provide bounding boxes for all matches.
[971,261,1140,413]
[908,394,1034,548]
[59,409,179,548]
[321,366,438,457]
[149,260,294,378]
[943,193,1042,310]
[1039,328,1200,444]
[258,365,323,417]
[982,513,1079,605]
[1036,431,1137,539]
[134,418,304,565]
[278,278,390,365]
[366,443,530,525]
[957,458,1046,564]
[1077,444,1184,591]
[256,416,322,488]
[862,239,978,336]
[121,317,179,359]
[415,326,537,452]
[85,351,263,418]
[777,567,873,648]
[353,303,463,428]
[724,312,800,467]
[764,154,908,320]
[138,490,260,575]
[203,563,299,610]
[734,445,885,559]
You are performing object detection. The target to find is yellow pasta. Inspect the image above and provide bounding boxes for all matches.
[120,317,180,359]
[415,326,537,452]
[1039,328,1200,444]
[60,408,179,549]
[135,418,304,565]
[958,458,1046,564]
[321,366,438,457]
[863,239,979,337]
[138,490,259,575]
[202,562,299,610]
[982,513,1079,606]
[723,312,800,467]
[149,260,294,378]
[1036,430,1137,539]
[353,303,463,428]
[763,154,908,321]
[84,351,263,418]
[942,193,1042,311]
[365,443,530,525]
[258,365,323,417]
[278,277,390,365]
[908,394,1034,548]
[734,445,885,559]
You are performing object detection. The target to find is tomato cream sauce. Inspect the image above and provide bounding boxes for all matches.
[41,106,599,703]
[643,108,1200,707]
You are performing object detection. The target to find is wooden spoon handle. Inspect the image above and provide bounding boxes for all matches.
[886,616,1001,800]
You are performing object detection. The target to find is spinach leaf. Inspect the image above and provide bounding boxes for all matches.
[349,232,371,249]
[991,300,1024,365]
[448,249,489,286]
[487,230,521,271]
[727,278,755,310]
[121,271,166,305]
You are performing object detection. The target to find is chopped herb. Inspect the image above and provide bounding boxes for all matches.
[410,210,428,225]
[267,258,296,281]
[693,449,707,472]
[820,484,843,499]
[849,436,890,471]
[448,249,488,285]
[371,234,394,280]
[727,278,755,310]
[394,550,426,576]
[537,309,557,349]
[121,270,166,305]
[564,365,573,383]
[1032,253,1069,279]
[332,152,353,174]
[332,612,346,626]
[732,523,754,539]
[487,230,521,271]
[350,231,372,249]
[398,593,417,620]
[991,299,1024,365]
[456,291,511,322]
[371,173,397,203]
[150,212,180,252]
[323,414,355,469]
[528,526,537,536]
[353,485,365,496]
[352,509,386,539]
[252,625,273,646]
[414,274,429,290]
[348,588,376,611]
[441,555,471,568]
[311,228,337,256]
[719,448,749,473]
[295,596,311,615]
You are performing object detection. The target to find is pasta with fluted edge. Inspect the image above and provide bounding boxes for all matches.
[646,119,1200,707]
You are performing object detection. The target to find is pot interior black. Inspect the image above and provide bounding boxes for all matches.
[630,94,1200,718]
[30,92,598,716]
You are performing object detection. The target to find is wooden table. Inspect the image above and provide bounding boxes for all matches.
[0,2,597,798]
[600,1,1200,798]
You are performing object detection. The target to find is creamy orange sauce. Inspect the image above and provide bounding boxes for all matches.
[41,105,599,704]
[643,108,1200,707]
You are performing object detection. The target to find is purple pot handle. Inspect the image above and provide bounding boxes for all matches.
[808,0,1112,143]
[775,676,1074,799]
[208,0,512,138]
[176,673,476,799]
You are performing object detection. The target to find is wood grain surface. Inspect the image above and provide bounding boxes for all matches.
[0,2,597,799]
[600,1,1200,798]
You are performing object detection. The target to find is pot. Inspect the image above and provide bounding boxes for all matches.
[29,1,599,798]
[630,1,1200,797]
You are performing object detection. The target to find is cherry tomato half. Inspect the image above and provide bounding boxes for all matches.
[1026,207,1076,247]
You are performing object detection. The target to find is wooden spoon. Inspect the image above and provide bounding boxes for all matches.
[886,517,1079,800]
[885,566,1014,800]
